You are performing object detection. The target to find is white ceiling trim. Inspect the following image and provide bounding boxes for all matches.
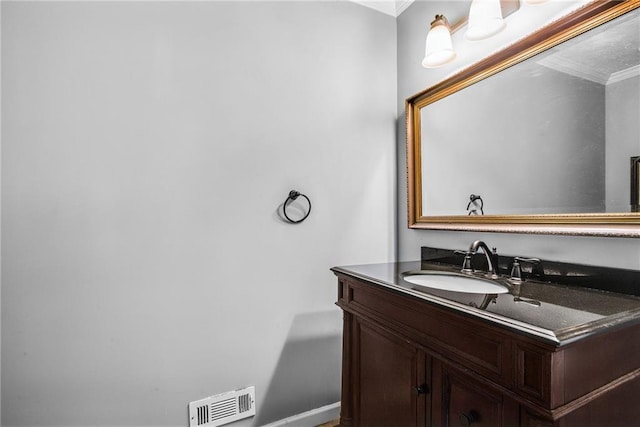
[537,58,640,86]
[349,0,414,17]
[395,0,414,16]
[608,64,640,85]
[536,55,610,85]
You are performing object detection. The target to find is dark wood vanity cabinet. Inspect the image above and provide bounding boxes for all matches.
[335,273,640,427]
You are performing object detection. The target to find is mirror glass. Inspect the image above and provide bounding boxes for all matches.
[407,1,640,236]
[421,8,639,216]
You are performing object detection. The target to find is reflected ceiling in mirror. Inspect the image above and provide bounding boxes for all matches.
[406,0,640,237]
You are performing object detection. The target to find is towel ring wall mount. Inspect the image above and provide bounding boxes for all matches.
[283,190,311,224]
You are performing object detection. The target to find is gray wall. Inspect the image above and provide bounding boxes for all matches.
[1,2,396,426]
[397,0,640,268]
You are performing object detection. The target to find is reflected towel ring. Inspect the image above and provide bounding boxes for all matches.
[467,194,484,215]
[283,190,311,224]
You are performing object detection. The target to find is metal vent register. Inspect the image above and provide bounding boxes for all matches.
[188,386,256,427]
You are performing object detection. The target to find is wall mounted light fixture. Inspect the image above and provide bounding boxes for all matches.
[422,0,525,68]
[422,15,457,68]
[466,0,507,41]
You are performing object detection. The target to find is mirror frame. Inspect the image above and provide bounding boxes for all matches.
[406,0,640,237]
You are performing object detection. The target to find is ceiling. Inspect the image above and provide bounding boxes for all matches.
[536,9,640,85]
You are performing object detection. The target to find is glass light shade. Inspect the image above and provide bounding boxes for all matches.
[466,0,506,41]
[422,15,456,68]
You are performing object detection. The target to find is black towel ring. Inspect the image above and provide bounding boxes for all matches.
[283,190,311,224]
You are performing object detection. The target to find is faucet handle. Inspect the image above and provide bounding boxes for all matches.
[515,256,541,264]
[454,250,474,273]
[510,257,541,282]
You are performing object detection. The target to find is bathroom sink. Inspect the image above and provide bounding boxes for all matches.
[402,271,509,294]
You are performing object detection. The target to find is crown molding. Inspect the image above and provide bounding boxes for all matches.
[349,0,415,17]
[395,0,414,16]
[536,55,610,85]
[608,64,640,84]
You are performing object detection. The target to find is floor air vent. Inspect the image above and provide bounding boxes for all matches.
[189,386,256,427]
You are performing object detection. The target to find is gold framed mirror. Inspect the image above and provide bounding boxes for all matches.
[406,0,640,237]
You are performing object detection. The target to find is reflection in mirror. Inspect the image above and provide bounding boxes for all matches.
[422,8,639,216]
[633,156,640,211]
[406,0,640,236]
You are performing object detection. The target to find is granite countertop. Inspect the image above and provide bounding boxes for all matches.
[331,261,640,345]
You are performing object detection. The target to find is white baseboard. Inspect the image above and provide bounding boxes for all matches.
[260,402,340,427]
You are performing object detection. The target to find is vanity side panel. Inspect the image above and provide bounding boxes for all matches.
[561,321,640,403]
[339,308,354,427]
[556,371,640,427]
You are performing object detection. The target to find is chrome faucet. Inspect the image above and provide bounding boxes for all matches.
[468,240,499,279]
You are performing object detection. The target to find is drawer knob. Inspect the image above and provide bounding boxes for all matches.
[459,411,478,426]
[415,384,429,395]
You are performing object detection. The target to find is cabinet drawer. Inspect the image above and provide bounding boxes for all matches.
[342,276,511,386]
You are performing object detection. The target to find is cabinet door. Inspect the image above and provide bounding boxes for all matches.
[431,360,518,427]
[353,317,428,427]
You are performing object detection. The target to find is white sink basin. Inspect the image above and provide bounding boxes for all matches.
[403,272,509,294]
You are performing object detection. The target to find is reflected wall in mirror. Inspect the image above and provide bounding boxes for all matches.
[406,0,640,237]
